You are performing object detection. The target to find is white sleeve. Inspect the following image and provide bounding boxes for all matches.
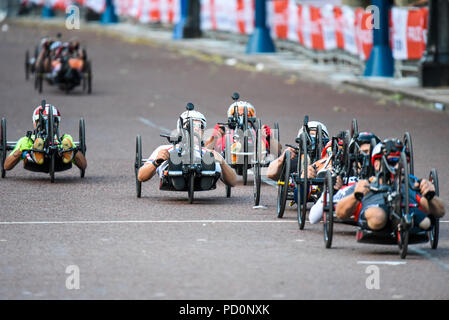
[309,193,324,224]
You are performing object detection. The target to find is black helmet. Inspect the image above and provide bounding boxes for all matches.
[356,132,380,145]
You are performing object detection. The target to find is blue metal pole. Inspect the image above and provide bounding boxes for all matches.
[364,0,394,77]
[41,0,55,19]
[100,0,118,24]
[246,0,276,54]
[173,0,189,39]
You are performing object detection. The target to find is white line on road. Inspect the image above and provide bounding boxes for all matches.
[138,117,171,134]
[0,220,298,225]
[357,261,407,266]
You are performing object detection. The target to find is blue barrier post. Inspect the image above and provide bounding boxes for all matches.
[100,0,118,24]
[41,0,55,19]
[173,0,201,39]
[363,0,394,77]
[246,0,276,54]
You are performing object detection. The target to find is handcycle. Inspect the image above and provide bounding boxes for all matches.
[351,150,438,259]
[31,39,92,94]
[1,100,86,182]
[219,92,279,202]
[322,130,378,248]
[276,115,328,230]
[134,103,220,203]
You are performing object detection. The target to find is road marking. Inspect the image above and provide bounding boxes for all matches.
[0,220,297,225]
[197,239,207,242]
[357,261,407,266]
[138,117,171,134]
[409,247,449,272]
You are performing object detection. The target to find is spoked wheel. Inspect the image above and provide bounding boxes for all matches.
[403,132,414,175]
[83,60,92,94]
[79,118,86,178]
[323,170,334,248]
[397,152,410,259]
[273,122,280,156]
[49,108,55,183]
[242,106,249,185]
[188,174,195,204]
[315,124,324,161]
[25,50,30,80]
[225,133,232,198]
[297,132,308,230]
[351,118,358,139]
[253,119,262,206]
[135,135,142,198]
[1,118,7,178]
[276,149,291,218]
[429,168,439,249]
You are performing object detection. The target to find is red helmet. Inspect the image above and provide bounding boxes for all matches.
[33,104,61,123]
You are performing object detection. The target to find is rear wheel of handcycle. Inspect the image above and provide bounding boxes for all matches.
[79,118,86,178]
[351,118,358,139]
[25,50,30,80]
[1,118,7,178]
[323,170,334,248]
[297,132,308,230]
[276,149,291,218]
[397,152,410,259]
[135,135,142,198]
[429,168,439,249]
[225,133,232,198]
[403,132,414,176]
[242,106,248,185]
[49,109,55,183]
[253,119,262,206]
[188,174,195,204]
[273,122,280,156]
[37,63,43,93]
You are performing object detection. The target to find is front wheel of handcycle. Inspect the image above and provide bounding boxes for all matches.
[429,168,439,249]
[297,132,308,230]
[188,174,195,204]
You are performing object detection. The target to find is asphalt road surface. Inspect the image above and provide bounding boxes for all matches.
[1,21,448,300]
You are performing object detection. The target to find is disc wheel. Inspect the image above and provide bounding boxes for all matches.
[242,106,248,185]
[323,170,334,248]
[225,133,232,198]
[135,135,142,198]
[188,174,195,204]
[276,149,291,218]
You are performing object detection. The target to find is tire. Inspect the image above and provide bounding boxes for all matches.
[316,124,324,162]
[188,173,194,204]
[351,118,358,139]
[242,107,248,185]
[403,132,414,176]
[429,168,439,249]
[135,135,142,198]
[397,152,410,259]
[37,62,43,93]
[297,132,308,230]
[273,122,280,156]
[1,118,7,178]
[226,185,231,198]
[79,118,86,178]
[323,170,334,248]
[243,135,248,185]
[87,61,92,94]
[25,50,30,80]
[276,149,291,218]
[49,108,55,183]
[253,119,262,206]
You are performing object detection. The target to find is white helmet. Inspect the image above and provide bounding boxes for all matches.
[32,104,61,123]
[177,109,207,130]
[227,101,256,118]
[297,121,329,138]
